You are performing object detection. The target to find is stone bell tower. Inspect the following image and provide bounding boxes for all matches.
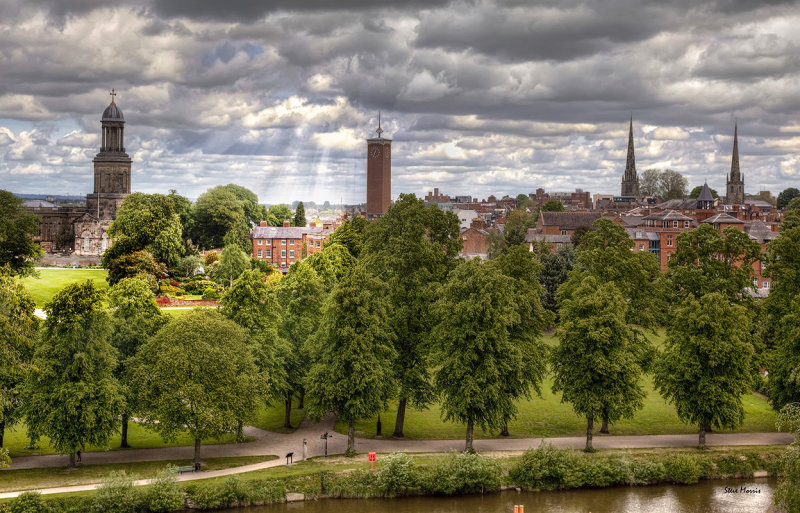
[86,89,131,220]
[366,112,391,219]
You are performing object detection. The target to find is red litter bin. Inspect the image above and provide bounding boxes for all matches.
[368,452,377,469]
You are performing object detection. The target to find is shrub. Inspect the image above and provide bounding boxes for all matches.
[218,476,250,507]
[143,468,184,512]
[423,452,503,495]
[9,492,48,513]
[202,287,219,300]
[92,471,142,513]
[376,453,418,497]
[664,453,701,484]
[581,456,632,487]
[714,454,755,477]
[247,479,285,504]
[509,443,585,490]
[185,482,221,510]
[204,252,220,267]
[631,459,666,484]
[327,469,379,498]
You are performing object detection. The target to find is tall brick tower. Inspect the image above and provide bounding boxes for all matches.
[86,89,131,220]
[726,122,744,205]
[620,116,640,197]
[366,113,391,219]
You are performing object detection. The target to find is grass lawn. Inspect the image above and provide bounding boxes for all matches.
[0,455,277,493]
[22,269,109,307]
[251,397,305,433]
[338,374,778,440]
[3,421,253,459]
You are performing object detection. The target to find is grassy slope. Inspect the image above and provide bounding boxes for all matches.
[337,330,778,439]
[22,269,109,307]
[3,422,253,459]
[250,398,305,433]
[0,456,277,493]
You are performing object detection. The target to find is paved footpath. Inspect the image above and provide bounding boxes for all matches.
[1,416,792,499]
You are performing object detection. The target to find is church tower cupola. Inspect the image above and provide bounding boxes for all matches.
[87,89,132,220]
[621,116,640,197]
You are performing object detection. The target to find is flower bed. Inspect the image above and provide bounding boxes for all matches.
[155,297,218,307]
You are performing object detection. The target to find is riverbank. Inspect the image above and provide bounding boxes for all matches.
[0,445,787,512]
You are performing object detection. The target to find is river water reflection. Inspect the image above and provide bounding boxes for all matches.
[221,478,776,513]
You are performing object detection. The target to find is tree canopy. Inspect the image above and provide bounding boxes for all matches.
[640,169,688,200]
[551,277,645,450]
[214,244,251,286]
[327,217,369,259]
[654,293,754,448]
[361,194,462,438]
[293,202,306,227]
[24,281,122,466]
[305,266,396,454]
[131,309,262,465]
[191,185,260,250]
[777,187,800,210]
[0,190,43,276]
[689,185,719,199]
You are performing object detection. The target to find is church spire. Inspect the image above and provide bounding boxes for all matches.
[725,121,744,204]
[621,115,640,196]
[730,121,740,181]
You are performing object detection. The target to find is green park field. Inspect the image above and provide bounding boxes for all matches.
[22,268,109,307]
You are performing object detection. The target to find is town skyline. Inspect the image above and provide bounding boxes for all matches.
[1,1,799,203]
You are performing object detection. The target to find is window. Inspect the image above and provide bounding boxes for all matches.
[266,249,271,258]
[684,221,691,228]
[764,281,770,289]
[258,240,262,245]
[753,278,759,287]
[667,235,673,247]
[667,251,671,260]
[83,235,90,253]
[290,240,294,245]
[281,249,286,258]
[639,244,645,251]
[289,250,295,258]
[316,241,321,247]
[281,240,286,245]
[561,230,567,236]
[673,221,679,228]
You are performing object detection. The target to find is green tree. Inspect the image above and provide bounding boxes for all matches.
[275,261,325,427]
[783,197,800,232]
[0,190,43,276]
[551,277,645,450]
[361,194,462,438]
[268,204,293,226]
[107,277,166,448]
[689,185,719,198]
[105,249,166,287]
[775,403,800,513]
[215,244,250,286]
[538,245,575,316]
[777,188,800,210]
[639,169,661,197]
[305,266,396,454]
[219,269,289,433]
[327,217,369,259]
[305,242,356,289]
[658,169,688,200]
[103,193,184,270]
[666,224,762,304]
[503,209,531,248]
[763,226,800,353]
[540,200,564,212]
[131,310,262,466]
[0,273,39,450]
[654,293,754,449]
[766,297,800,409]
[293,202,306,227]
[24,282,122,466]
[516,193,530,210]
[191,186,247,249]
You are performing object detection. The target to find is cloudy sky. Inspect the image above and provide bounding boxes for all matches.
[1,0,799,205]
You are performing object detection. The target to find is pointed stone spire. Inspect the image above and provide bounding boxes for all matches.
[621,115,640,196]
[730,121,740,181]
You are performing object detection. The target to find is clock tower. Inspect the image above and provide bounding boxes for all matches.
[366,113,391,219]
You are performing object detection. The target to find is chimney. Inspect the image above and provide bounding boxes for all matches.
[283,219,290,227]
[309,221,316,228]
[259,221,268,227]
[434,187,439,196]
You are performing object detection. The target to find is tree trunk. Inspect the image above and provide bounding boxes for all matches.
[698,425,706,449]
[194,438,201,467]
[465,418,475,452]
[298,390,305,409]
[347,421,355,454]
[585,416,594,451]
[121,414,129,448]
[69,451,76,468]
[702,422,712,433]
[284,392,293,429]
[236,419,244,442]
[500,422,509,437]
[600,416,609,434]
[0,418,5,448]
[393,397,407,438]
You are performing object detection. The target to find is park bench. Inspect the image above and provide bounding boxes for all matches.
[175,465,195,473]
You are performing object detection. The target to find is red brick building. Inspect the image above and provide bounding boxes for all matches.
[366,115,391,219]
[249,220,332,273]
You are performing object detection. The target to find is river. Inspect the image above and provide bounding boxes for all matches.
[214,477,777,513]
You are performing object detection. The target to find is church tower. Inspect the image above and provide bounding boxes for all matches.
[620,116,640,197]
[366,113,391,219]
[86,89,131,220]
[726,122,744,205]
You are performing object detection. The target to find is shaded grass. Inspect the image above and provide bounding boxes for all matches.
[0,455,277,493]
[22,269,109,307]
[250,397,305,434]
[3,421,253,459]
